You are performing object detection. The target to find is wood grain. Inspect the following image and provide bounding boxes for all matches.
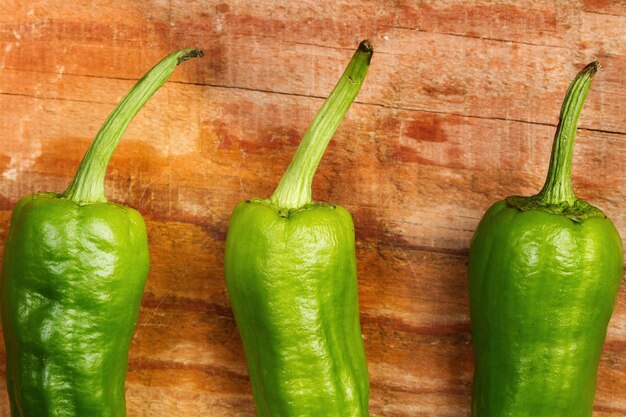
[0,1,625,416]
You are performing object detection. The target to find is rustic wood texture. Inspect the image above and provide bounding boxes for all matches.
[0,1,625,415]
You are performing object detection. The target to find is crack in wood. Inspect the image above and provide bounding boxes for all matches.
[2,85,624,137]
[0,90,117,105]
[585,10,626,18]
[379,24,568,50]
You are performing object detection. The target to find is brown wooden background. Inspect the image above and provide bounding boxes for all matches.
[1,1,625,416]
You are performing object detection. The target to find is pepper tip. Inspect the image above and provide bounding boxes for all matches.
[177,49,204,65]
[582,61,600,76]
[358,40,373,54]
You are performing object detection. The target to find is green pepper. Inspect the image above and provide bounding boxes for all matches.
[1,48,202,416]
[224,40,373,416]
[468,62,623,416]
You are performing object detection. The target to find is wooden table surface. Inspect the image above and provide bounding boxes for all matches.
[1,1,625,416]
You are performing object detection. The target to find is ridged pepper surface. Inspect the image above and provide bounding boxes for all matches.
[225,41,373,417]
[468,62,623,416]
[1,48,202,416]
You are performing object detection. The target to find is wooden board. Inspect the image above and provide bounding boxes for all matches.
[0,1,625,415]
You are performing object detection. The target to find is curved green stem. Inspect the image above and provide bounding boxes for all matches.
[270,40,373,209]
[535,61,599,206]
[63,48,203,203]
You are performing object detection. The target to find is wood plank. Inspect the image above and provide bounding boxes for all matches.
[1,82,625,251]
[2,2,625,132]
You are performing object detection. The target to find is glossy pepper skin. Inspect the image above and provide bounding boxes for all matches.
[468,62,623,417]
[225,41,373,416]
[1,48,202,416]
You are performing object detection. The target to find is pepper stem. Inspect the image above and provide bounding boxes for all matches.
[535,61,599,206]
[270,40,373,209]
[63,48,203,203]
